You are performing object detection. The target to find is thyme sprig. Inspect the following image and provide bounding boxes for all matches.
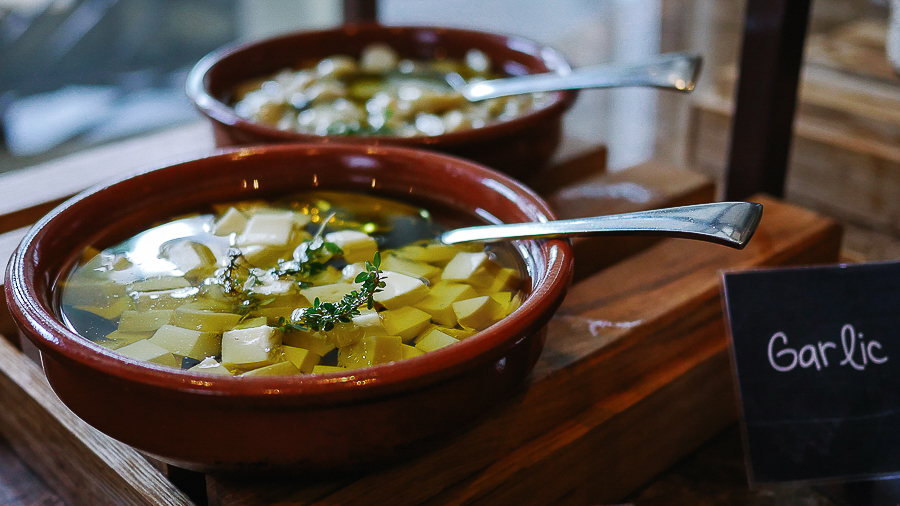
[280,252,385,333]
[271,237,341,282]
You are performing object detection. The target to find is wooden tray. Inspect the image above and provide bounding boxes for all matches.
[0,124,842,505]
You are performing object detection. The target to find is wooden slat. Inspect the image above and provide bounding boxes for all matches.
[206,195,842,504]
[0,336,193,505]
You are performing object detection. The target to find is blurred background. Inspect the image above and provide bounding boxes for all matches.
[0,0,891,178]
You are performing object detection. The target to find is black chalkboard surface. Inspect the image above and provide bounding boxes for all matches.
[723,261,900,483]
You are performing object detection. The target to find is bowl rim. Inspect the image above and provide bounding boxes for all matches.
[184,23,579,148]
[6,143,573,404]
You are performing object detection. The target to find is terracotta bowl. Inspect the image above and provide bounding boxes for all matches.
[185,24,578,181]
[5,143,573,472]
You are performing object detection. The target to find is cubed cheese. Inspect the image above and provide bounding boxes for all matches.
[311,365,346,374]
[148,324,220,360]
[452,295,504,330]
[414,328,458,352]
[414,281,478,327]
[188,357,231,375]
[158,240,217,280]
[301,283,356,304]
[213,207,248,236]
[381,306,432,343]
[221,325,282,371]
[338,335,403,369]
[170,306,243,333]
[237,212,295,246]
[324,230,378,264]
[282,346,321,373]
[99,330,153,350]
[116,340,179,367]
[401,343,425,359]
[240,360,301,377]
[373,271,428,309]
[441,252,498,287]
[117,309,174,333]
[381,254,440,280]
[282,331,336,357]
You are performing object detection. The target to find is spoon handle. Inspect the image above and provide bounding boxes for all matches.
[462,52,702,101]
[441,202,763,249]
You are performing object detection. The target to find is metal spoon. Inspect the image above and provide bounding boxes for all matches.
[458,52,702,101]
[440,202,763,249]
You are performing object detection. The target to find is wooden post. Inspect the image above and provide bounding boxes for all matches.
[343,0,378,23]
[724,0,812,200]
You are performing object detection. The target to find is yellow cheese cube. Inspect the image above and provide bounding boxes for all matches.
[324,230,378,264]
[99,330,153,350]
[414,281,478,327]
[311,365,346,374]
[401,343,424,359]
[117,309,174,333]
[213,207,248,236]
[283,346,321,373]
[381,255,440,280]
[116,340,179,368]
[221,325,282,371]
[452,296,504,330]
[415,329,458,352]
[373,271,428,309]
[188,357,231,375]
[75,296,134,320]
[148,324,220,360]
[170,307,243,333]
[282,331,336,356]
[240,360,301,377]
[339,335,403,369]
[381,306,432,343]
[394,242,476,266]
[483,266,522,294]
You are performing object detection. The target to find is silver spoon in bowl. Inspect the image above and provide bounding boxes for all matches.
[450,51,702,101]
[441,201,763,249]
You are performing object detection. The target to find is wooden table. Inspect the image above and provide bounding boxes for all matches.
[0,123,842,505]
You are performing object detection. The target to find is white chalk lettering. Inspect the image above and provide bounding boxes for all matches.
[767,324,887,372]
[768,332,797,372]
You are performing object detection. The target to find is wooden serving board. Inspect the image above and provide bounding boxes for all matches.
[0,123,841,505]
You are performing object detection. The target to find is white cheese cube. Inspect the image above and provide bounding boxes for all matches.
[221,325,282,370]
[237,212,295,246]
[158,240,217,279]
[213,207,248,236]
[441,252,497,287]
[148,324,220,360]
[301,283,356,304]
[324,230,378,264]
[373,271,428,310]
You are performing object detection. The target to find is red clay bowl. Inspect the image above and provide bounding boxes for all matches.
[185,24,578,181]
[5,143,573,472]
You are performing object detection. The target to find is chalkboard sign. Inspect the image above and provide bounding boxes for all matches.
[723,261,900,483]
